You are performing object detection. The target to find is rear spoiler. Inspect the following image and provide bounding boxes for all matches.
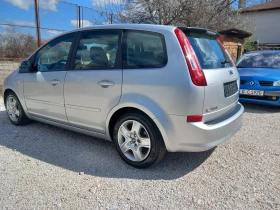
[177,27,220,38]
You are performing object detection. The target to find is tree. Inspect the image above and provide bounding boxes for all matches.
[93,0,255,31]
[0,27,37,59]
[92,0,127,24]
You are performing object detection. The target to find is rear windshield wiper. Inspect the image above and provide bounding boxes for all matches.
[221,60,231,65]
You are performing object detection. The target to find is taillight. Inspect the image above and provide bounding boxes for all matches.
[174,28,207,86]
[187,115,203,122]
[217,39,236,67]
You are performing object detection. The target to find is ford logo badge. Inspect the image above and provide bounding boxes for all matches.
[229,70,233,75]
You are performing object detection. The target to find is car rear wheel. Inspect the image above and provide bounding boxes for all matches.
[5,92,30,126]
[113,112,166,168]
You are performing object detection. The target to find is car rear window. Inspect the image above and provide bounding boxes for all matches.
[236,52,280,69]
[183,31,233,69]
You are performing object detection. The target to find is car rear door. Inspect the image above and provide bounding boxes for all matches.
[23,33,76,123]
[64,29,122,133]
[180,28,239,122]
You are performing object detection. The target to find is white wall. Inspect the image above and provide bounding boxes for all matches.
[241,9,280,44]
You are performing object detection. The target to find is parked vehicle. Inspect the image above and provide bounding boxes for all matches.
[2,24,244,168]
[236,50,280,106]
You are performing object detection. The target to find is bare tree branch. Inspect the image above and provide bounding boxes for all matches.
[93,0,257,31]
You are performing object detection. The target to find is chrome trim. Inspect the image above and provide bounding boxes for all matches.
[65,104,101,112]
[25,98,64,107]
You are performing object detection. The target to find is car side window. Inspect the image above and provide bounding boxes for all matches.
[124,31,167,69]
[34,33,75,72]
[73,30,120,70]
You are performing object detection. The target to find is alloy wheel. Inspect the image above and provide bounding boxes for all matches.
[6,96,20,122]
[117,120,151,162]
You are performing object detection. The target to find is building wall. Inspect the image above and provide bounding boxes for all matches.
[219,35,244,62]
[241,9,280,44]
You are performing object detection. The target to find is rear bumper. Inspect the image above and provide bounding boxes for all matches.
[155,103,244,152]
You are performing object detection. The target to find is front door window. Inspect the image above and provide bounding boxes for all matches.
[34,33,75,71]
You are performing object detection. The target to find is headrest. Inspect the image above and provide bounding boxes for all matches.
[90,47,108,66]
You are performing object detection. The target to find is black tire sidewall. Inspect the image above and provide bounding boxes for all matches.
[113,113,162,168]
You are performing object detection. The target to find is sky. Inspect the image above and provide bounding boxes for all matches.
[0,0,267,40]
[0,0,112,39]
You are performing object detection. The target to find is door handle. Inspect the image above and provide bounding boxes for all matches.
[98,80,115,87]
[50,79,60,86]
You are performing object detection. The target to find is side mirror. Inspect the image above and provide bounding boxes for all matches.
[38,64,49,72]
[19,60,32,72]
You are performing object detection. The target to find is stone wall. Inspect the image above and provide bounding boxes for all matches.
[0,61,19,93]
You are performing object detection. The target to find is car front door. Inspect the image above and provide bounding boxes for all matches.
[23,33,76,123]
[64,30,122,133]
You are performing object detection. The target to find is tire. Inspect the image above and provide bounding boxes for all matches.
[5,92,31,126]
[113,112,166,168]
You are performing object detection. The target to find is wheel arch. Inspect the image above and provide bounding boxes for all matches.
[3,88,16,106]
[106,103,169,150]
[3,87,30,118]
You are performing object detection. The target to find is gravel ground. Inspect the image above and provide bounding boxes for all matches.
[0,97,279,210]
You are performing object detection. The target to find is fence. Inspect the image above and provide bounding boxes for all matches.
[0,0,118,50]
[246,44,280,52]
[0,58,23,93]
[0,0,120,91]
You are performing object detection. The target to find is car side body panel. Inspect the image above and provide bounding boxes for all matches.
[64,69,123,134]
[23,71,68,123]
[2,70,30,116]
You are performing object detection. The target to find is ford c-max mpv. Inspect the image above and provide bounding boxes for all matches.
[2,24,243,168]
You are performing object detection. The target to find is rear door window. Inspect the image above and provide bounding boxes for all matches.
[183,31,233,69]
[124,31,167,69]
[73,30,121,70]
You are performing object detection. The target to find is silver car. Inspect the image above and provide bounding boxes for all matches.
[2,24,244,168]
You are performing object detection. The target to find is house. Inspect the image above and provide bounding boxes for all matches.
[218,28,252,61]
[240,0,280,48]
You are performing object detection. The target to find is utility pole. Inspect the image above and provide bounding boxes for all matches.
[77,6,81,28]
[110,13,113,24]
[34,0,41,47]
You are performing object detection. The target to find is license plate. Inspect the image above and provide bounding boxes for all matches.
[240,89,264,96]
[224,81,238,98]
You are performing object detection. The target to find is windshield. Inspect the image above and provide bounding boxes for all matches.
[183,31,233,69]
[236,52,280,69]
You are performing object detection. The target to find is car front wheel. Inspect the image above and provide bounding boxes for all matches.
[5,92,30,126]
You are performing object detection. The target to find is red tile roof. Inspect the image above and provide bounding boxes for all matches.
[240,0,280,12]
[40,39,49,45]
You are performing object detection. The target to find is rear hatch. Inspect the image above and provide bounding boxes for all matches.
[179,27,239,122]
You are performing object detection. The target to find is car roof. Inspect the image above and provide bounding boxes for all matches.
[245,50,280,54]
[54,24,221,40]
[44,24,178,43]
[71,24,177,33]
